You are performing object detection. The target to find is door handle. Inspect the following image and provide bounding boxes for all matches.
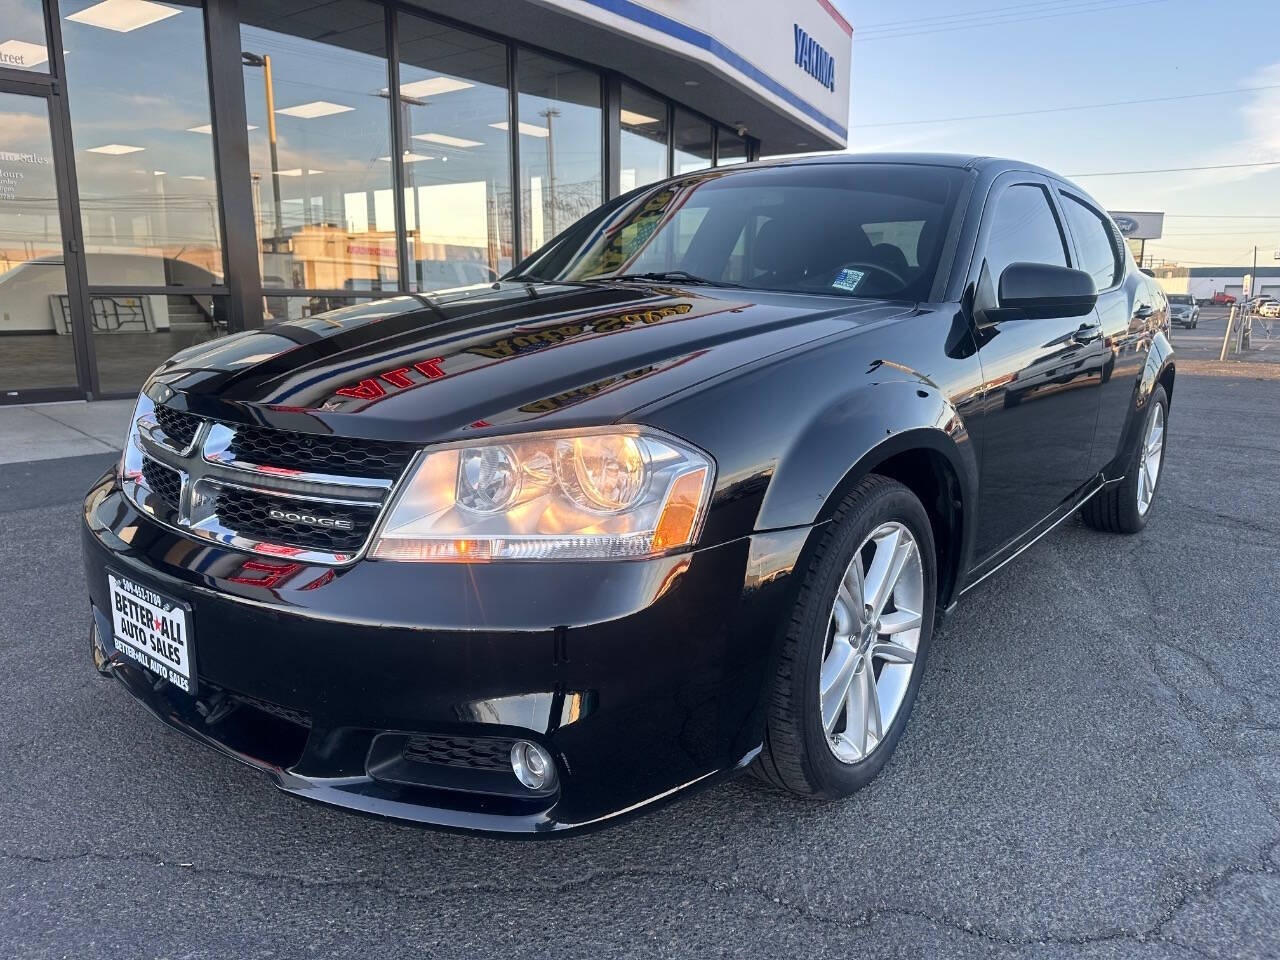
[1070,323,1102,345]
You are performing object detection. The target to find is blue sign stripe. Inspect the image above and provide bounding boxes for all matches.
[573,0,848,141]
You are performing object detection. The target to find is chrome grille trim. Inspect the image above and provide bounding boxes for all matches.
[202,423,393,492]
[122,393,412,566]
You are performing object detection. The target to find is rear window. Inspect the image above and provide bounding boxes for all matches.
[515,163,970,301]
[1168,294,1192,304]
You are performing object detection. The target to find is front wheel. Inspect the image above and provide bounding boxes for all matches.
[1081,384,1168,534]
[753,475,936,798]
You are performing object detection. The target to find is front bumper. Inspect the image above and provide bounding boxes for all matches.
[82,470,809,834]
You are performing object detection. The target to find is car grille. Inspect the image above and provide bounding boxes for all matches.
[126,401,414,563]
[227,423,414,480]
[140,456,183,510]
[403,735,514,772]
[228,688,312,728]
[213,487,379,554]
[154,404,202,451]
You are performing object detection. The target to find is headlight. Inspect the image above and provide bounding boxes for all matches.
[369,427,715,561]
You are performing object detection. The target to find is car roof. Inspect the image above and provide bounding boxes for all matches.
[755,152,1063,179]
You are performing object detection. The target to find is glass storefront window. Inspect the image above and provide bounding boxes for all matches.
[619,85,667,191]
[673,109,712,174]
[517,51,601,257]
[717,128,748,166]
[241,0,396,292]
[61,0,223,287]
[398,13,513,292]
[0,0,50,73]
[264,293,370,322]
[0,92,78,393]
[93,293,228,394]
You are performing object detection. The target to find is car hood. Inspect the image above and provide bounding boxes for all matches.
[158,281,911,442]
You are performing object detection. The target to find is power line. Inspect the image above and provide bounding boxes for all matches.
[851,83,1280,129]
[858,0,1147,37]
[859,0,1103,31]
[1068,160,1280,177]
[1161,230,1280,237]
[856,0,1171,41]
[1165,214,1280,219]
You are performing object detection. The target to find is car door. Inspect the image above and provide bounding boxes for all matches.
[968,175,1107,561]
[1054,188,1147,481]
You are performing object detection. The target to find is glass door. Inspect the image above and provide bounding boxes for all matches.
[0,83,89,401]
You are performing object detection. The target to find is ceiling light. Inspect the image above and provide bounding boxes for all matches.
[489,120,548,138]
[620,109,660,126]
[179,174,206,180]
[66,0,181,33]
[397,76,473,98]
[0,40,49,68]
[378,153,435,163]
[413,132,483,148]
[187,123,257,134]
[87,143,145,155]
[153,170,165,176]
[274,168,325,176]
[276,100,354,119]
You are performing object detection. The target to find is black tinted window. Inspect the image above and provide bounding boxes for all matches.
[984,184,1067,282]
[1062,194,1121,290]
[515,163,969,300]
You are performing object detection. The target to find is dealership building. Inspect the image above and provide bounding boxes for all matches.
[0,0,852,403]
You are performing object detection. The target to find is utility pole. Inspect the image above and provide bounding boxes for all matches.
[540,107,560,234]
[1244,246,1258,349]
[242,53,283,251]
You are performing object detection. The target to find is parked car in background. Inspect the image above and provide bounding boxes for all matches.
[1166,293,1199,328]
[1259,300,1280,318]
[1212,291,1237,306]
[82,154,1175,834]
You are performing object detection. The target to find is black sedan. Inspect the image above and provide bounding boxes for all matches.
[81,154,1174,834]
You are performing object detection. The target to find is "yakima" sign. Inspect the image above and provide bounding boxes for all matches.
[794,24,836,92]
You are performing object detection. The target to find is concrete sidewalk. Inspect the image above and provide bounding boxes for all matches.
[0,399,133,465]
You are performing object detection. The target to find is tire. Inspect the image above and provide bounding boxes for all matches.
[753,475,937,798]
[1081,384,1168,535]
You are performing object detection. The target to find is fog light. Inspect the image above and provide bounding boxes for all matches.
[510,740,556,792]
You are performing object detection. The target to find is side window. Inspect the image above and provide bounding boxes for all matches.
[983,183,1068,283]
[1061,194,1122,290]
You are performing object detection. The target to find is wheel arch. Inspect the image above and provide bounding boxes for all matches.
[1104,338,1175,480]
[757,379,979,612]
[816,431,971,610]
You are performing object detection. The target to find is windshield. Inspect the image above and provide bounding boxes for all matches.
[1168,295,1192,304]
[511,163,970,301]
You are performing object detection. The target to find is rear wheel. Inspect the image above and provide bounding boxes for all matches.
[754,475,936,798]
[1081,384,1168,534]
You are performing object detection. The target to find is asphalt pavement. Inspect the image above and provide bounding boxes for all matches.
[2,365,1278,959]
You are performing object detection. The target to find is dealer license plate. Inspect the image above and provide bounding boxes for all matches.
[107,572,195,695]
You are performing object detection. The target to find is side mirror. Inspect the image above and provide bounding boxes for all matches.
[997,262,1098,319]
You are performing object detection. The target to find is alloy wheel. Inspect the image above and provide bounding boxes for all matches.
[1137,402,1165,516]
[819,521,925,764]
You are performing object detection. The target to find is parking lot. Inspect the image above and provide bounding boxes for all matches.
[2,359,1278,959]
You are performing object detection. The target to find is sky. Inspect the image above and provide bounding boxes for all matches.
[828,0,1280,268]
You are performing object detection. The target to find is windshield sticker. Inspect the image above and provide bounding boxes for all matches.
[832,268,865,292]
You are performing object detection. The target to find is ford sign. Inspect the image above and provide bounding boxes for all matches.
[1113,216,1140,236]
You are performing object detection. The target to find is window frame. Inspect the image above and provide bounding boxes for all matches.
[977,178,1074,285]
[1055,188,1125,293]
